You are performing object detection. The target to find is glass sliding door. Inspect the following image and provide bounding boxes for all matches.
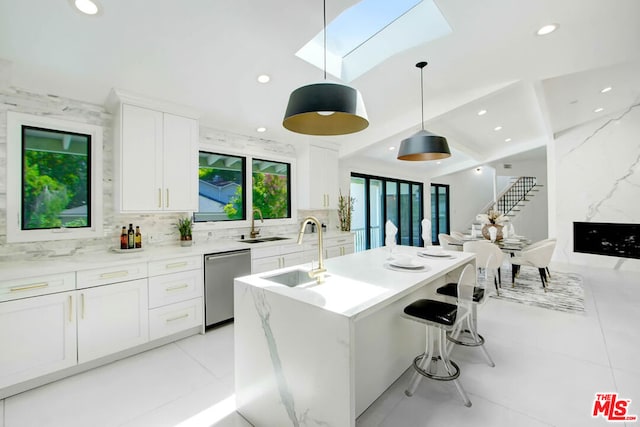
[369,179,384,249]
[412,184,422,246]
[350,173,423,251]
[350,177,366,252]
[431,183,450,245]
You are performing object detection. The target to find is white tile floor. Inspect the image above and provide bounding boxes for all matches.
[2,264,639,427]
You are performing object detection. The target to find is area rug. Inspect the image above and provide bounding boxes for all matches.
[479,266,585,314]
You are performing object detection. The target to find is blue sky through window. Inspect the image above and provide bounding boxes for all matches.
[296,0,452,82]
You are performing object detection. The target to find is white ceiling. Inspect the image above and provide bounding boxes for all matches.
[1,0,639,178]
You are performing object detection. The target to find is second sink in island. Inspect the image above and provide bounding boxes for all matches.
[234,245,476,426]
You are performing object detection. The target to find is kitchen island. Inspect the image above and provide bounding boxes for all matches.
[234,246,475,427]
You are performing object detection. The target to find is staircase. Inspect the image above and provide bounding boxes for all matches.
[472,176,543,228]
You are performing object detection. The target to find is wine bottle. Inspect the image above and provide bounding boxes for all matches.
[120,226,128,250]
[128,224,134,249]
[135,226,142,249]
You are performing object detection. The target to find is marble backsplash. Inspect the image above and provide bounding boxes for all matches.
[0,86,336,262]
[554,102,640,271]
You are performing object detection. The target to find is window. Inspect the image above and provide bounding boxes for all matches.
[431,183,450,244]
[350,173,423,251]
[195,152,246,222]
[6,112,103,243]
[252,158,291,219]
[194,152,292,223]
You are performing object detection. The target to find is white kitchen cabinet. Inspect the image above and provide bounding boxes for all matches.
[77,279,149,363]
[0,291,77,389]
[324,234,355,259]
[148,255,203,339]
[298,144,339,209]
[110,90,199,213]
[251,244,304,274]
[0,271,75,303]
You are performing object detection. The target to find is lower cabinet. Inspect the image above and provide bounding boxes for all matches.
[0,291,77,389]
[149,298,203,340]
[77,279,149,363]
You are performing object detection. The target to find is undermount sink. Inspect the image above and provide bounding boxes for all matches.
[238,236,290,244]
[263,269,322,287]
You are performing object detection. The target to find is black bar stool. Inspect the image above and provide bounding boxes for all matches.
[402,265,477,407]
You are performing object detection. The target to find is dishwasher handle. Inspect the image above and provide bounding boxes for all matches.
[205,250,250,262]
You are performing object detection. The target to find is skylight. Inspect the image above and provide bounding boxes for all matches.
[296,0,452,82]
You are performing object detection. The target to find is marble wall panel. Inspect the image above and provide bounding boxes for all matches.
[554,103,640,271]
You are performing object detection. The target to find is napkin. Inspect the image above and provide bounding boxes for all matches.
[508,223,515,236]
[421,219,432,246]
[471,223,477,238]
[385,220,397,247]
[503,225,509,239]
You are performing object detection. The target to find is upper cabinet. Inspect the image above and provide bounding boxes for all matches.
[298,144,339,210]
[109,90,199,212]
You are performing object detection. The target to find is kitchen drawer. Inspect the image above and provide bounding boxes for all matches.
[76,262,147,289]
[250,245,281,260]
[149,297,203,340]
[324,235,354,248]
[0,272,75,302]
[148,255,202,277]
[148,269,203,309]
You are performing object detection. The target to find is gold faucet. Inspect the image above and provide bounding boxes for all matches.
[250,208,263,238]
[297,216,326,284]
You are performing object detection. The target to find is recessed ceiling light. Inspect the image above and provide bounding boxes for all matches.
[594,107,604,113]
[477,109,487,116]
[475,167,482,174]
[436,161,441,165]
[536,24,558,36]
[600,86,612,93]
[505,138,512,142]
[494,126,503,131]
[73,0,100,15]
[257,74,270,83]
[388,146,396,151]
[256,127,267,133]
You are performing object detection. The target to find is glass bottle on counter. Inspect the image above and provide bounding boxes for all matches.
[135,226,142,248]
[128,224,135,249]
[120,226,128,250]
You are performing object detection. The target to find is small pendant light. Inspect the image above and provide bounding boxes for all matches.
[397,62,451,161]
[283,0,369,136]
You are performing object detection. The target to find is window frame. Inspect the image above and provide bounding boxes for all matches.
[193,144,297,231]
[6,111,103,243]
[194,150,247,223]
[251,157,292,220]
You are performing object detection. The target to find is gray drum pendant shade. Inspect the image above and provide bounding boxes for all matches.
[397,62,451,161]
[282,0,369,136]
[283,82,368,136]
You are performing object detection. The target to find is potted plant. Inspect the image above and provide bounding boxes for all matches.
[337,190,356,232]
[177,217,193,246]
[476,210,508,241]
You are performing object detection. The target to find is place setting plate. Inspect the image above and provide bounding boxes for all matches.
[417,249,455,259]
[384,256,430,273]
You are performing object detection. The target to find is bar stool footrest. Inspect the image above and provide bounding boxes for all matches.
[447,330,485,347]
[412,354,460,381]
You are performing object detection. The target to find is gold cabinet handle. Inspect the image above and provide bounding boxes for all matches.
[68,295,73,322]
[158,188,162,208]
[166,261,188,269]
[166,283,189,292]
[166,313,189,323]
[166,189,169,208]
[100,270,129,279]
[10,282,48,292]
[81,293,85,319]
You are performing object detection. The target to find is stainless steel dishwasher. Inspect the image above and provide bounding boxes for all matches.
[204,249,252,327]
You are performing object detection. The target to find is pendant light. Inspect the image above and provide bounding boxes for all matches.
[283,0,369,136]
[397,62,451,161]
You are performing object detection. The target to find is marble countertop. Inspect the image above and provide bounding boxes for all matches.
[0,231,354,282]
[237,245,475,320]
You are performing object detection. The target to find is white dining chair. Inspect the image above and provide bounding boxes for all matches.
[438,233,462,251]
[522,238,557,279]
[509,240,556,291]
[463,240,505,295]
[421,219,432,247]
[450,231,466,241]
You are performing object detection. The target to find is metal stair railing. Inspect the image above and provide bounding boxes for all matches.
[475,176,539,221]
